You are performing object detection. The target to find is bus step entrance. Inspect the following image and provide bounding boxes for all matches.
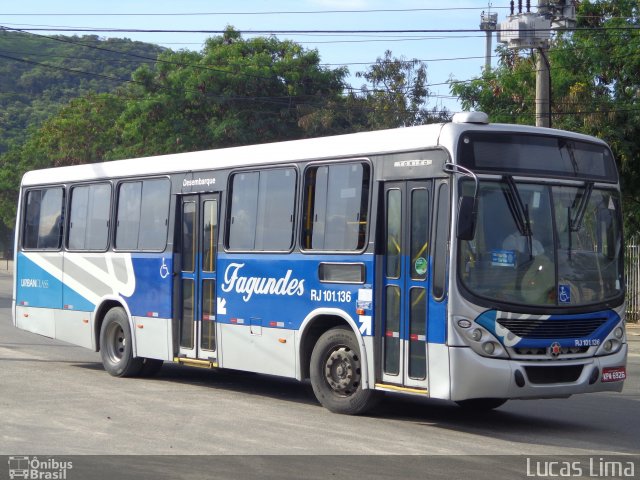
[173,357,219,369]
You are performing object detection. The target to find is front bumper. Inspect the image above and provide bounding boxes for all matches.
[448,343,627,401]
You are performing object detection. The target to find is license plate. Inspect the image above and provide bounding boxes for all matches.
[602,367,626,382]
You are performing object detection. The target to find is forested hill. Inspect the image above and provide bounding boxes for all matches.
[0,30,165,152]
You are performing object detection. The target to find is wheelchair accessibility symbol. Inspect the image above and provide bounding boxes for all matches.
[160,258,170,279]
[558,284,571,303]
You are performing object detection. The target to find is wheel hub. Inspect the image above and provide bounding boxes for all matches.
[106,324,126,363]
[324,346,361,395]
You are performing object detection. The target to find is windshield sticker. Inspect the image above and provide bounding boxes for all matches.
[491,250,516,267]
[608,197,615,210]
[558,284,571,303]
[414,257,428,276]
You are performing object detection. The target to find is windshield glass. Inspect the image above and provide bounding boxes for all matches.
[459,180,623,307]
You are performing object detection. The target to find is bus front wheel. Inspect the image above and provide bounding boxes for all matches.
[310,326,378,415]
[99,307,143,377]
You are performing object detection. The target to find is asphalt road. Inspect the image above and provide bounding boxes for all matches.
[1,270,639,478]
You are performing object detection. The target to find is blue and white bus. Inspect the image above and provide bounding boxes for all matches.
[13,112,627,414]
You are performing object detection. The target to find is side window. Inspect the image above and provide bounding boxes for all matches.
[227,168,296,251]
[227,172,259,250]
[139,179,171,250]
[432,182,450,300]
[256,169,296,250]
[23,187,64,250]
[68,183,111,251]
[302,162,370,251]
[115,178,170,251]
[115,182,142,250]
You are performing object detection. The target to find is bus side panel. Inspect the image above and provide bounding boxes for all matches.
[216,253,373,379]
[427,344,451,400]
[128,254,174,360]
[219,324,296,377]
[125,254,173,319]
[54,309,93,349]
[133,316,173,361]
[15,251,64,338]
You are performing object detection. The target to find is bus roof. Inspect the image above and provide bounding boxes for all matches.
[20,118,607,187]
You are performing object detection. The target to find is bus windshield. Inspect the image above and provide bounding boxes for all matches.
[459,179,623,308]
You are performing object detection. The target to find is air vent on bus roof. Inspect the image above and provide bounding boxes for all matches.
[452,111,489,124]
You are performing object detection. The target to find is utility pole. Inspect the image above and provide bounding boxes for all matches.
[480,9,498,72]
[535,1,551,127]
[497,0,577,128]
[535,50,551,127]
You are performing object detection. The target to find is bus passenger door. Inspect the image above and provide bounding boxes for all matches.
[178,194,219,362]
[381,181,431,389]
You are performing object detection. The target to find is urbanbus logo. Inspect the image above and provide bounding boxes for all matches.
[8,456,73,479]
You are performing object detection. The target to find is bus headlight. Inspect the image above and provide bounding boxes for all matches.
[482,341,496,355]
[595,321,626,356]
[454,318,508,359]
[471,328,483,342]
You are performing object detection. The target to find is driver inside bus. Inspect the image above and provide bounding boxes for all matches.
[502,231,544,256]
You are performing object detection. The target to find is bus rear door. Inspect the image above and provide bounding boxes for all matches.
[177,194,219,363]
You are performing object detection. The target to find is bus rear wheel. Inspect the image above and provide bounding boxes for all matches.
[310,326,378,415]
[99,307,143,377]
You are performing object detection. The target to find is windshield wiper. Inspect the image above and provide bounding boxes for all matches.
[502,175,533,259]
[559,139,580,176]
[570,182,594,232]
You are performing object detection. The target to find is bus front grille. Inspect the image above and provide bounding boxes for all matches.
[513,346,589,356]
[496,317,607,339]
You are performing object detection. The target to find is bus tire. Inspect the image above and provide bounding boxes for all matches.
[455,398,507,411]
[99,307,143,377]
[310,326,378,415]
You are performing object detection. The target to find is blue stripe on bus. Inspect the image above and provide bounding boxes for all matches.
[16,250,450,343]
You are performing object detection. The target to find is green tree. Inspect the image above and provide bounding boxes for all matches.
[0,93,125,242]
[300,50,450,134]
[0,31,165,153]
[19,93,126,169]
[113,27,348,157]
[355,50,448,129]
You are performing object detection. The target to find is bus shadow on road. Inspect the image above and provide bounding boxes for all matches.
[95,361,320,407]
[72,360,640,453]
[370,392,640,453]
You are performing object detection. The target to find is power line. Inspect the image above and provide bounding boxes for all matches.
[0,7,512,16]
[3,26,639,34]
[2,25,490,42]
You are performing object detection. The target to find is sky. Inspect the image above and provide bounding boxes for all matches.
[0,0,512,112]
